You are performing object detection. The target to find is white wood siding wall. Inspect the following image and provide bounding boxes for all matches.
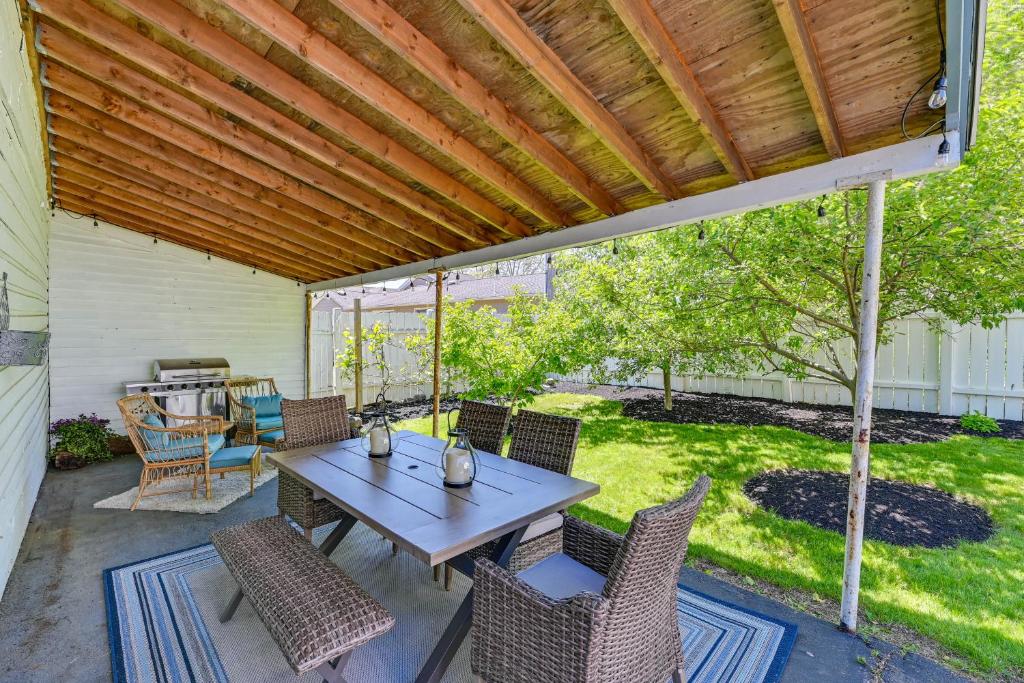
[0,2,50,599]
[49,216,306,430]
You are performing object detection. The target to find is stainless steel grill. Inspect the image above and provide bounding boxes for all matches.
[125,358,230,424]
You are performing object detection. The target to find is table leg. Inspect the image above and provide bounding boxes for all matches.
[414,526,527,683]
[319,513,358,557]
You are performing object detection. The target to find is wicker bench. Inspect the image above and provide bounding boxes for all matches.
[211,516,394,682]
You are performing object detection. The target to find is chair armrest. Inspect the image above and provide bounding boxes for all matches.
[472,558,609,680]
[562,515,624,577]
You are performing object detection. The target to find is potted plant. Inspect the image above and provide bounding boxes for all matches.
[49,414,116,470]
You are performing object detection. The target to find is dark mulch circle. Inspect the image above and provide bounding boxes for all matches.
[743,469,994,548]
[550,381,1024,444]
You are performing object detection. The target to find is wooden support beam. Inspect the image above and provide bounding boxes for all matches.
[456,0,681,200]
[353,297,363,414]
[51,146,366,277]
[431,270,443,439]
[840,178,885,632]
[40,52,464,256]
[47,107,405,271]
[771,0,846,158]
[327,0,623,217]
[51,161,338,279]
[36,0,525,240]
[221,0,571,227]
[605,0,755,182]
[38,52,440,262]
[53,174,332,280]
[55,192,314,282]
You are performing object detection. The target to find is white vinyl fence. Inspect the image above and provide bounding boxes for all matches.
[311,309,1024,421]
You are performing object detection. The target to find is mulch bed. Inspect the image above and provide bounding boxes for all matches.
[743,469,994,548]
[550,381,1024,444]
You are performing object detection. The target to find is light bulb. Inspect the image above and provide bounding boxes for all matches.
[928,76,947,109]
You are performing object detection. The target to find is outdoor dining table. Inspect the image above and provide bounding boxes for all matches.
[268,428,600,683]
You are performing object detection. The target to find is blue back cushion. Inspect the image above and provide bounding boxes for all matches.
[241,393,283,418]
[140,414,168,449]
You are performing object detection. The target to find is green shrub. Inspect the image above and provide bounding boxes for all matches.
[959,411,1001,434]
[49,414,115,463]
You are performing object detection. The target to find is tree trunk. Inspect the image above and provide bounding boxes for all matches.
[662,362,673,411]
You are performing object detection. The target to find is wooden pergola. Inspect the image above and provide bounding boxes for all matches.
[21,0,983,634]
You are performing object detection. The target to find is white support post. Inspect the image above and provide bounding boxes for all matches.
[353,297,363,414]
[840,178,886,632]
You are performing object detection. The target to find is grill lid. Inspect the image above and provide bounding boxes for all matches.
[153,357,230,381]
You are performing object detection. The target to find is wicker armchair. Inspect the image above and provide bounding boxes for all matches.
[444,410,582,589]
[455,400,512,456]
[118,394,261,510]
[278,396,351,540]
[471,475,712,683]
[225,376,284,449]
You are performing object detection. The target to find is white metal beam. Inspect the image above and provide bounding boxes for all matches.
[307,132,958,292]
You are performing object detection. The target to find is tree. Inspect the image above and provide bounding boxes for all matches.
[335,320,415,403]
[555,4,1024,403]
[407,291,590,407]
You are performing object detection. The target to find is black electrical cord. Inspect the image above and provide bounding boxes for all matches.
[901,0,946,140]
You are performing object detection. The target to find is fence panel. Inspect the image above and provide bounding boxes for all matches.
[310,307,1024,420]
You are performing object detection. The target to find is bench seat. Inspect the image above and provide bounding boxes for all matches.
[211,516,394,680]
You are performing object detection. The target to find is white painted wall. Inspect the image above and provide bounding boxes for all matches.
[49,216,306,431]
[0,3,50,598]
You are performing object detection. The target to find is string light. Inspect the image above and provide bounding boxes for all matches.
[207,250,212,260]
[612,239,618,255]
[937,132,951,164]
[546,253,553,265]
[495,263,500,276]
[816,196,827,222]
[152,235,158,245]
[697,221,706,245]
[92,215,98,227]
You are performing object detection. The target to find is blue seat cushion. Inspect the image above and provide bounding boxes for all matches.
[210,445,260,469]
[241,393,283,418]
[517,553,606,600]
[140,414,168,449]
[258,429,285,445]
[149,433,226,461]
[255,416,283,430]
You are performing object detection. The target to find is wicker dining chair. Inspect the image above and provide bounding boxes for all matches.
[442,409,582,589]
[455,400,512,457]
[471,475,712,683]
[225,377,284,449]
[278,396,351,541]
[118,394,261,510]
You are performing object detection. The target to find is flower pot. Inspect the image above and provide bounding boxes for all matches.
[107,435,135,456]
[52,451,86,470]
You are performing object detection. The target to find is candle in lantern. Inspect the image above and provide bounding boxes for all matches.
[444,446,472,485]
[368,425,389,455]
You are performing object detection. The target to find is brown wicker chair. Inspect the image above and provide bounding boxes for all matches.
[443,409,582,589]
[455,400,512,456]
[471,475,712,683]
[225,377,284,449]
[278,396,351,541]
[118,394,261,510]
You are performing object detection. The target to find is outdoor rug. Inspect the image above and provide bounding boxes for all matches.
[105,525,796,683]
[94,467,277,514]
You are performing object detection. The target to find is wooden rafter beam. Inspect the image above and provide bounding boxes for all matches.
[326,0,623,217]
[54,188,322,282]
[605,0,754,182]
[54,173,336,280]
[50,143,373,277]
[48,111,399,270]
[31,0,509,246]
[771,0,846,158]
[53,156,344,278]
[455,0,681,200]
[38,43,459,258]
[220,0,571,227]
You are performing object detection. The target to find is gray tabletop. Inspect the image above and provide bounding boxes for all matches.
[269,429,600,566]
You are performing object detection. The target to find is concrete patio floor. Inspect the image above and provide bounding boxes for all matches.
[0,456,966,683]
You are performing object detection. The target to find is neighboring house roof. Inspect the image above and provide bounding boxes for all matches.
[314,272,548,312]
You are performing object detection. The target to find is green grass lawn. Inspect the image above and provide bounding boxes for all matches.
[396,393,1024,677]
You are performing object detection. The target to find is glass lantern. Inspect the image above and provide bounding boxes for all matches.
[440,428,478,488]
[362,392,392,458]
